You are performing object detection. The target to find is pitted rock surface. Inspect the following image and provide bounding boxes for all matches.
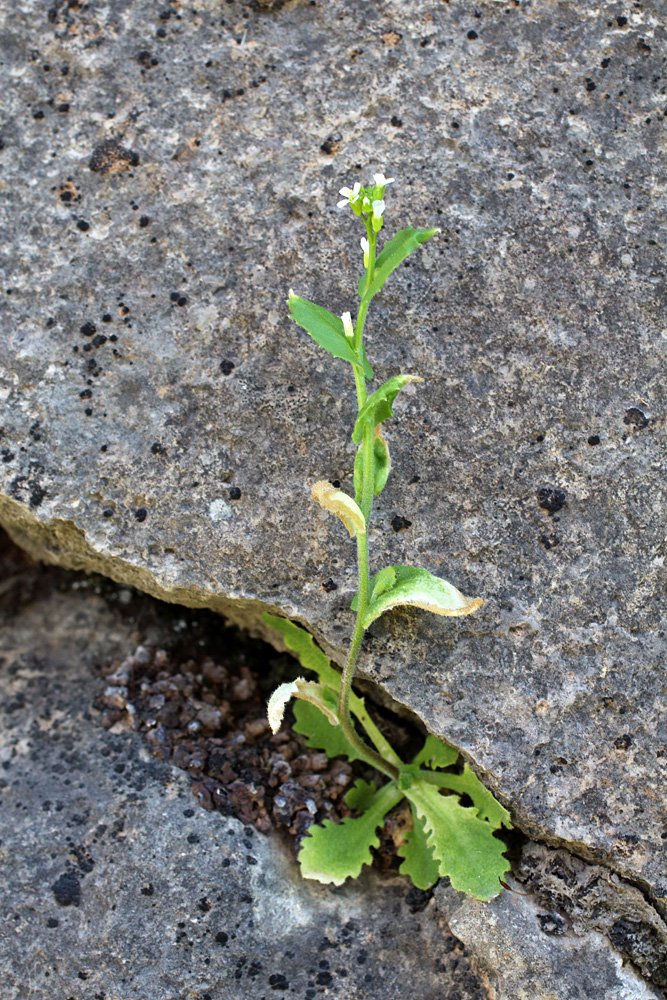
[1,0,666,906]
[0,541,488,1000]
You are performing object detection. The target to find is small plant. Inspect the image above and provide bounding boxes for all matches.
[264,174,511,899]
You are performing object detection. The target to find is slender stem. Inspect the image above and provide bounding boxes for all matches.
[337,534,399,782]
[335,217,400,783]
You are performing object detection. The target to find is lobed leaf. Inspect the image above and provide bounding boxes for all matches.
[299,781,403,886]
[360,565,483,629]
[352,375,423,444]
[345,778,378,812]
[262,613,341,690]
[358,227,440,300]
[288,293,373,379]
[398,807,440,890]
[435,764,512,830]
[293,699,364,763]
[403,782,509,901]
[262,614,402,768]
[412,733,459,770]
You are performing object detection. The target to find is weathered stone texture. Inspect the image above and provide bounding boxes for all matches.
[0,558,488,1000]
[1,0,666,912]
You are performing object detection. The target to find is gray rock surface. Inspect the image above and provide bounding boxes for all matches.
[0,550,488,1000]
[435,878,664,1000]
[1,0,666,927]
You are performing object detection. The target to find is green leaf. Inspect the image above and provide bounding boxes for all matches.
[262,613,342,691]
[360,565,483,629]
[358,227,440,300]
[352,375,422,445]
[403,782,509,901]
[345,778,378,812]
[288,293,372,377]
[299,781,403,886]
[351,565,398,613]
[398,807,440,890]
[436,764,512,830]
[292,700,364,763]
[412,734,459,770]
[353,429,391,503]
[262,614,403,769]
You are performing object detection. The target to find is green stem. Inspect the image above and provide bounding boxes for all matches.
[335,218,400,783]
[337,534,399,781]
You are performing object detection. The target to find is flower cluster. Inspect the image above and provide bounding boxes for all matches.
[337,172,395,233]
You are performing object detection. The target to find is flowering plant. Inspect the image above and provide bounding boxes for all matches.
[264,174,511,898]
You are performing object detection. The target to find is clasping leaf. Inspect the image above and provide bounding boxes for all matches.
[312,481,366,538]
[352,374,423,444]
[288,292,373,379]
[360,565,482,629]
[358,227,440,300]
[353,426,391,502]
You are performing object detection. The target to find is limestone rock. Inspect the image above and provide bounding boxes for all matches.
[1,0,666,914]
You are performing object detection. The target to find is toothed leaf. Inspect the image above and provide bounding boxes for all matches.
[398,807,440,890]
[299,782,403,886]
[358,227,440,299]
[345,778,378,812]
[292,700,364,763]
[352,375,423,444]
[436,764,512,830]
[262,614,342,691]
[403,782,509,901]
[412,734,459,770]
[361,565,483,628]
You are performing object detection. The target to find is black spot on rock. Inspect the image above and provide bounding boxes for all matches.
[269,973,289,990]
[76,219,90,231]
[614,734,633,750]
[623,407,648,428]
[391,514,412,532]
[52,870,81,907]
[215,931,229,945]
[587,435,600,446]
[320,133,341,155]
[228,486,241,500]
[92,334,107,347]
[390,115,402,127]
[322,579,337,592]
[89,140,140,173]
[537,912,565,936]
[150,442,164,455]
[220,359,235,375]
[537,487,566,514]
[134,507,148,522]
[81,322,97,337]
[467,29,478,39]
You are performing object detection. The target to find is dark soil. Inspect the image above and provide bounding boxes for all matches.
[0,530,420,878]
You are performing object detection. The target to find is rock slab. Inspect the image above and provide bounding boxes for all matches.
[1,0,666,907]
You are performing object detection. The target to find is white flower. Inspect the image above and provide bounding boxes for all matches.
[372,199,385,222]
[337,182,361,208]
[360,237,370,268]
[362,196,371,212]
[373,173,395,187]
[341,311,354,339]
[371,199,385,233]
